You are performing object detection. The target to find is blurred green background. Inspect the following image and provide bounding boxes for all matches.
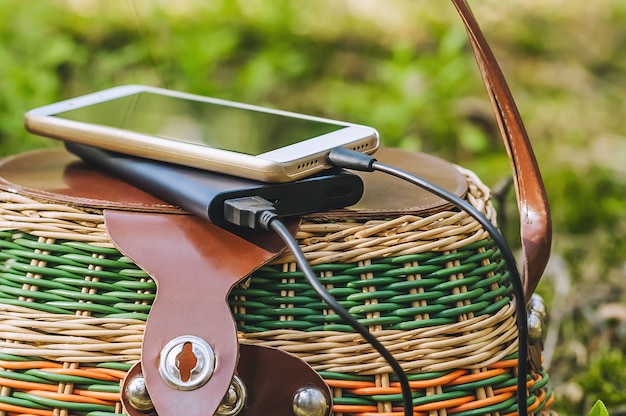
[1,0,625,413]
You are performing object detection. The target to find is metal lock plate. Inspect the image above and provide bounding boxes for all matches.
[159,335,215,391]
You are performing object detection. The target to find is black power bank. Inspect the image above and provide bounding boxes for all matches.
[65,142,364,227]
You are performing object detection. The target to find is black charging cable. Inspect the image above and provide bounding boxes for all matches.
[224,146,530,416]
[224,196,415,416]
[327,147,529,416]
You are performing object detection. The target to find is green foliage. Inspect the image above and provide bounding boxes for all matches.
[0,0,489,163]
[589,400,610,416]
[579,351,626,409]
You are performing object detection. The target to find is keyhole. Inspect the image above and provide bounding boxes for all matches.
[176,342,198,382]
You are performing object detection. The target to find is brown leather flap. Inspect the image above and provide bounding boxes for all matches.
[0,148,182,213]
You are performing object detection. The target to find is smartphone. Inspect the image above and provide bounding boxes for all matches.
[25,85,379,183]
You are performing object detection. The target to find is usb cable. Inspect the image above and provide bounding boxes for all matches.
[327,147,529,416]
[224,147,529,416]
[224,195,415,416]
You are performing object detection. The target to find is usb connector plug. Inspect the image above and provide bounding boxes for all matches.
[223,196,278,230]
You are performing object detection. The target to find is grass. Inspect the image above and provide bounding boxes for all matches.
[1,1,625,413]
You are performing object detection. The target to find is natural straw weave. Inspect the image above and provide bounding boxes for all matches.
[0,166,553,415]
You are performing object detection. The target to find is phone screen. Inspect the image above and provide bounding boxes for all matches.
[52,92,346,156]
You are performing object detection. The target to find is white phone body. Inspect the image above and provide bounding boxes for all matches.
[25,85,379,182]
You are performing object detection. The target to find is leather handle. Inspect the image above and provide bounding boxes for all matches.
[452,0,552,301]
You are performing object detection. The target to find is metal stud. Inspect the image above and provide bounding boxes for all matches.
[217,375,247,416]
[529,293,548,321]
[292,387,329,416]
[125,374,154,412]
[527,310,545,345]
[159,335,215,391]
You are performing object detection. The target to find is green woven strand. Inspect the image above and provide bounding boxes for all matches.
[0,297,70,314]
[24,369,120,386]
[393,303,448,317]
[45,301,124,314]
[370,389,467,405]
[316,371,371,381]
[0,236,25,250]
[61,254,128,269]
[480,296,513,316]
[530,369,551,392]
[349,302,405,314]
[0,395,50,410]
[0,353,40,361]
[346,276,397,289]
[112,302,152,312]
[256,295,315,305]
[114,280,156,290]
[62,241,120,255]
[436,287,486,304]
[501,393,538,415]
[303,314,347,324]
[434,300,490,318]
[386,278,445,291]
[52,278,130,292]
[0,285,72,302]
[255,307,318,317]
[391,317,454,330]
[46,289,122,303]
[106,312,149,320]
[347,290,401,302]
[388,290,447,303]
[256,320,312,330]
[2,249,83,266]
[118,268,151,278]
[13,238,90,254]
[3,262,82,280]
[444,373,512,392]
[103,291,155,301]
[13,392,116,412]
[381,265,441,278]
[56,265,131,281]
[0,369,53,384]
[432,275,481,291]
[332,396,376,405]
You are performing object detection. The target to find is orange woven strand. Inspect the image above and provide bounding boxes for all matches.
[0,378,57,392]
[347,370,467,396]
[42,368,120,382]
[0,361,63,370]
[447,368,507,385]
[447,391,514,413]
[0,403,54,416]
[73,389,121,402]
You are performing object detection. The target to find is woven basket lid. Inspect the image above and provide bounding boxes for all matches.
[0,147,466,216]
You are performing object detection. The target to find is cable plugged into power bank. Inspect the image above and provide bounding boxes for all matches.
[327,147,529,416]
[223,196,277,230]
[223,195,415,416]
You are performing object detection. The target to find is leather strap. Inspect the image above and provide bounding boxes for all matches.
[452,0,552,301]
[105,211,296,416]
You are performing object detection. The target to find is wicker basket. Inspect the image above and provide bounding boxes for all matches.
[1,2,555,413]
[0,161,553,415]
